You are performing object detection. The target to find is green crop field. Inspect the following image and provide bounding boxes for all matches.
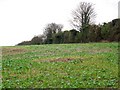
[1,43,118,88]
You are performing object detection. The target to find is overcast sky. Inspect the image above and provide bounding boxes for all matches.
[0,0,119,46]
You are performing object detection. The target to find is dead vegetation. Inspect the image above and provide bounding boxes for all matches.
[34,57,84,63]
[49,58,74,62]
[2,48,28,55]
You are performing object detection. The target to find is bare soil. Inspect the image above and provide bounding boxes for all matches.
[34,57,84,62]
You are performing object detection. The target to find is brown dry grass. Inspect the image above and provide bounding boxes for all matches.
[2,47,28,55]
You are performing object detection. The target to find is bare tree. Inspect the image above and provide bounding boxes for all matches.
[71,2,96,42]
[44,23,63,34]
[43,23,63,44]
[71,2,96,31]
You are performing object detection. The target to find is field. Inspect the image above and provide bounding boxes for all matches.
[2,43,118,88]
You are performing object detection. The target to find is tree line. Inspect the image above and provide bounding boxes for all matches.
[17,2,120,45]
